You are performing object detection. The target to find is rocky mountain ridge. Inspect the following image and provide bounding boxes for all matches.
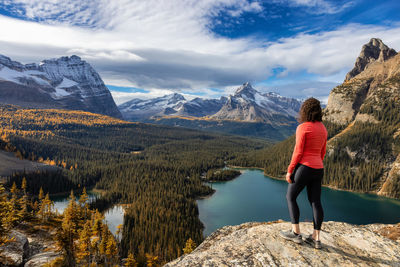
[119,82,302,125]
[166,221,400,267]
[0,54,122,118]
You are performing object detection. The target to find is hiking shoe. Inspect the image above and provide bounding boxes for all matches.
[303,234,322,249]
[279,230,303,244]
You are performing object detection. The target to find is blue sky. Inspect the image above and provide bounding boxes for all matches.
[0,0,399,104]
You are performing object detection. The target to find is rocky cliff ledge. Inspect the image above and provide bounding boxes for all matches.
[166,221,400,267]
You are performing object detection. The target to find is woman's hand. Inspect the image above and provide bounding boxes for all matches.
[286,172,292,184]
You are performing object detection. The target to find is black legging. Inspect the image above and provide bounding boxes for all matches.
[286,163,324,230]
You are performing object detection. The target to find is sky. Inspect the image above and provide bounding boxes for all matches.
[0,0,399,104]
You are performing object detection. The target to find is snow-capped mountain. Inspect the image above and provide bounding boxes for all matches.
[119,93,228,121]
[172,96,227,117]
[211,82,301,124]
[0,54,121,118]
[119,82,301,125]
[119,93,186,121]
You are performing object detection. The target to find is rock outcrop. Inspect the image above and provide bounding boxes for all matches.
[166,221,400,267]
[345,38,397,81]
[0,54,122,118]
[0,223,60,267]
[0,230,28,266]
[24,252,60,267]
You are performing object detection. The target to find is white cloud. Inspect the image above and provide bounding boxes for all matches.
[282,0,355,14]
[111,89,175,105]
[0,0,399,103]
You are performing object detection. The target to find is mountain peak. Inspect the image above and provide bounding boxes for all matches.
[345,38,397,81]
[234,82,257,97]
[170,92,185,100]
[41,55,84,66]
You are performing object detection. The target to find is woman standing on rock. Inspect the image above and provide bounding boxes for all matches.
[280,97,327,249]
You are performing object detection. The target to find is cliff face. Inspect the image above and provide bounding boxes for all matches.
[166,221,400,267]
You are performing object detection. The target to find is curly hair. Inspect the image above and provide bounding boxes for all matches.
[298,97,322,123]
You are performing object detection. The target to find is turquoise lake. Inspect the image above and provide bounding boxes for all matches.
[197,168,400,237]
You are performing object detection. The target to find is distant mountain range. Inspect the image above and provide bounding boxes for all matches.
[118,83,302,140]
[119,93,229,121]
[119,82,302,124]
[0,54,122,118]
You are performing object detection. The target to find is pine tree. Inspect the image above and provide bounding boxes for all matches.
[21,177,27,194]
[99,223,109,264]
[0,184,15,247]
[182,238,196,254]
[76,221,92,265]
[56,190,79,267]
[124,252,138,267]
[79,187,89,220]
[116,223,123,242]
[106,230,118,265]
[42,193,53,221]
[38,187,44,201]
[145,253,160,267]
[9,182,21,225]
[19,177,29,219]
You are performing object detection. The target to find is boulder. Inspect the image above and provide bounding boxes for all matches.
[24,252,61,267]
[0,231,29,267]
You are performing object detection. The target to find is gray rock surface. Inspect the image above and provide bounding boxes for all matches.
[24,252,60,267]
[0,230,29,267]
[166,221,400,267]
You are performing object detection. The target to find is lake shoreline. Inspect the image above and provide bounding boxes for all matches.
[197,166,400,237]
[228,165,398,200]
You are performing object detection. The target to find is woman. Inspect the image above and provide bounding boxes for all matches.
[280,97,327,249]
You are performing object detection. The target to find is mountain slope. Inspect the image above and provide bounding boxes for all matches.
[0,54,122,118]
[230,38,400,198]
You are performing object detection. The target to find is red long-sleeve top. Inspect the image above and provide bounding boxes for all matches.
[287,121,328,174]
